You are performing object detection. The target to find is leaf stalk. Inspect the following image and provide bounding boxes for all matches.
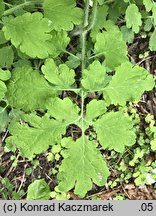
[3,1,34,16]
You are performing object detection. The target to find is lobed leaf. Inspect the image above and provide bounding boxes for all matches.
[104,62,155,106]
[81,60,108,91]
[94,111,136,152]
[143,0,153,12]
[58,137,110,197]
[3,12,69,58]
[85,99,106,123]
[125,4,142,33]
[94,28,128,70]
[43,0,83,31]
[6,97,80,159]
[46,97,80,124]
[93,5,108,31]
[6,65,55,112]
[6,114,66,159]
[42,59,75,89]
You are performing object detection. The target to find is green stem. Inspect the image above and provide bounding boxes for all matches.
[63,50,80,60]
[4,2,13,7]
[81,0,90,72]
[89,52,104,60]
[3,1,33,16]
[81,0,98,72]
[84,0,98,32]
[81,91,85,135]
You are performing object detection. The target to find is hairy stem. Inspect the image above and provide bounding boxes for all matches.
[84,0,98,32]
[81,0,98,72]
[80,0,98,136]
[3,1,34,16]
[80,91,85,136]
[81,0,90,72]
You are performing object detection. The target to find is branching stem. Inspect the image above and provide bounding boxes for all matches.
[3,1,34,16]
[80,0,98,136]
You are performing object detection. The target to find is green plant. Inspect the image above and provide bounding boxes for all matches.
[0,0,155,199]
[27,179,51,200]
[0,177,25,199]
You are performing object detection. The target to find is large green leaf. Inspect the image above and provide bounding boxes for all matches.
[94,28,128,70]
[43,0,83,31]
[3,12,69,58]
[6,65,55,112]
[125,4,142,33]
[6,114,66,159]
[6,97,79,158]
[94,111,136,152]
[104,62,155,105]
[58,137,110,197]
[42,59,75,89]
[27,179,51,200]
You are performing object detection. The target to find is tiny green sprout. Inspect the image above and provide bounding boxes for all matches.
[12,160,18,167]
[145,114,154,124]
[51,186,70,200]
[47,152,54,162]
[134,173,147,186]
[31,159,39,168]
[51,168,58,175]
[55,193,70,200]
[91,195,101,200]
[133,171,140,178]
[109,180,118,188]
[145,138,150,144]
[118,161,127,172]
[113,193,125,200]
[151,140,156,151]
[10,155,16,161]
[55,153,61,161]
[50,191,57,198]
[10,155,18,167]
[55,186,61,193]
[25,167,33,176]
[52,144,62,154]
[141,32,147,38]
